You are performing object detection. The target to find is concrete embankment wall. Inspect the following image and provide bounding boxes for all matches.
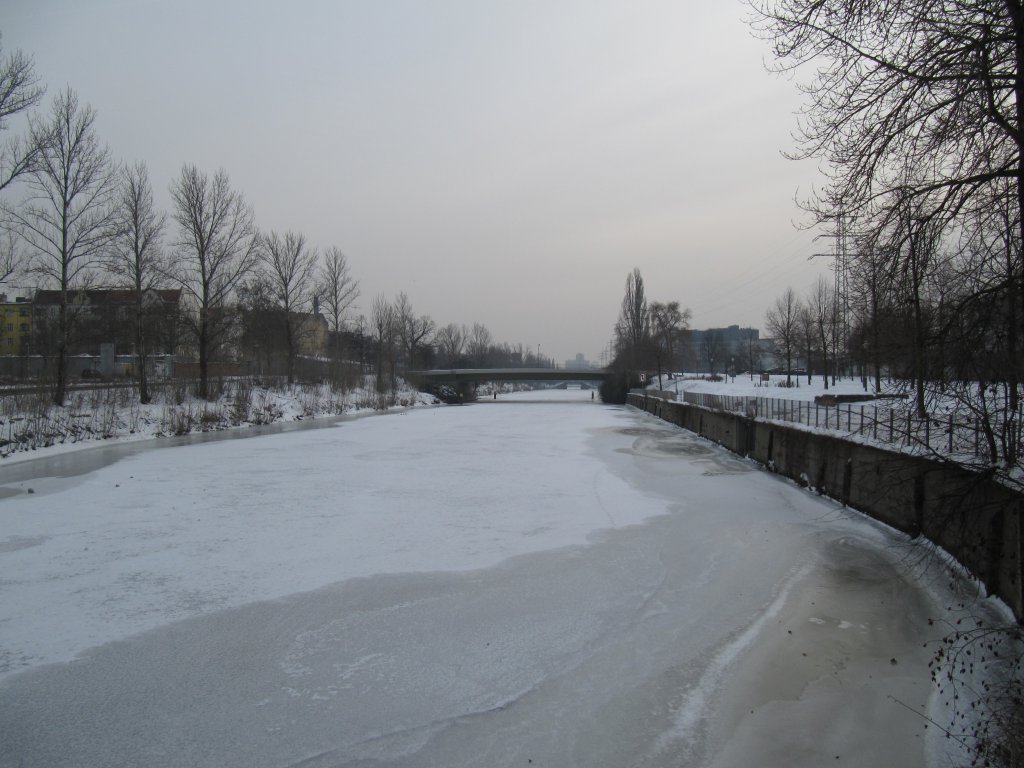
[628,393,1023,621]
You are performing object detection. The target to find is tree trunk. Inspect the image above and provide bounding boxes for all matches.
[284,312,296,385]
[1006,2,1024,464]
[136,286,150,404]
[819,327,829,391]
[53,296,68,407]
[872,273,882,393]
[375,342,385,392]
[198,308,209,400]
[910,232,928,419]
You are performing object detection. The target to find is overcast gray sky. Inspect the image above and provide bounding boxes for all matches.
[4,0,830,366]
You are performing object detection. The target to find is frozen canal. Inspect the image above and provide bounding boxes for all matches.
[1,390,948,766]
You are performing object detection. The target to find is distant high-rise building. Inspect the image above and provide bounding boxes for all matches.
[685,325,764,374]
[565,353,592,370]
[688,325,758,348]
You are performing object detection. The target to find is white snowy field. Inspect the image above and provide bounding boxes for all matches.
[657,371,899,401]
[0,388,991,766]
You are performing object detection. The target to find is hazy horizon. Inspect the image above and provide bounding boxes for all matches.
[4,1,831,365]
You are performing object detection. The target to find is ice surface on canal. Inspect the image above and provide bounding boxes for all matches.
[0,389,952,767]
[0,391,660,675]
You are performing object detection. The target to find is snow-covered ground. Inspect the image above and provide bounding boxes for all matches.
[0,385,1000,766]
[657,371,899,401]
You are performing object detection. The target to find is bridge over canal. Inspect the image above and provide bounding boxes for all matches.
[408,368,612,387]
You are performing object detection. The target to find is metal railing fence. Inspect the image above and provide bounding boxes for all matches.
[679,391,1023,462]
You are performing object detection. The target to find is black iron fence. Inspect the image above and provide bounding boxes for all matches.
[679,390,1021,462]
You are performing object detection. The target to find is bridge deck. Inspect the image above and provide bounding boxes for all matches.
[408,368,611,383]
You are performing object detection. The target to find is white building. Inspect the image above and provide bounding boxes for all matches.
[565,353,593,370]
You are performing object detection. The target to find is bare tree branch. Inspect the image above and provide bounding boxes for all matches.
[317,245,359,334]
[4,87,118,405]
[111,160,166,403]
[259,230,318,383]
[0,37,45,193]
[168,164,258,399]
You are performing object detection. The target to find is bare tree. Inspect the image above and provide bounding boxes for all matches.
[0,229,19,285]
[744,328,761,380]
[351,313,370,374]
[5,88,119,405]
[862,193,948,416]
[765,287,800,386]
[750,0,1024,425]
[903,208,945,417]
[748,9,1024,756]
[0,37,45,195]
[434,322,465,367]
[393,291,434,370]
[0,39,45,286]
[796,301,815,386]
[808,276,835,390]
[407,314,435,369]
[370,294,396,392]
[703,330,724,378]
[614,267,650,372]
[111,161,166,403]
[318,245,359,336]
[748,2,1023,239]
[259,230,318,384]
[847,238,896,394]
[467,322,492,367]
[316,245,359,383]
[236,274,282,377]
[649,300,690,388]
[168,164,259,399]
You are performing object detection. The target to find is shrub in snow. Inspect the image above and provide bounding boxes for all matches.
[929,615,1023,768]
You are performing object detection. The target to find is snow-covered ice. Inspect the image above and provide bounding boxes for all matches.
[0,388,962,766]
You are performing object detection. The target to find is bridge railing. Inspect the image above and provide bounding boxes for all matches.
[408,368,611,383]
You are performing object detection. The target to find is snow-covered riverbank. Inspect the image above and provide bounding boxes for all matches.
[0,378,435,464]
[0,373,888,466]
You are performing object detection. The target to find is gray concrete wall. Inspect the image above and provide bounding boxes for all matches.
[628,393,1023,621]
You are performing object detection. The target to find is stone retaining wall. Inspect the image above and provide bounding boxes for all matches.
[628,393,1023,621]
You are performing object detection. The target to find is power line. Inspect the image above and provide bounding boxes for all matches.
[685,228,821,323]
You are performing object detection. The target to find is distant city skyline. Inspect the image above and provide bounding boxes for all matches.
[3,1,831,364]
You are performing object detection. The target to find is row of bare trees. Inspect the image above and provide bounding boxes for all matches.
[765,278,845,390]
[0,72,360,404]
[362,294,553,393]
[0,39,347,404]
[749,4,1024,762]
[750,1,1024,475]
[0,37,542,406]
[609,268,691,396]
